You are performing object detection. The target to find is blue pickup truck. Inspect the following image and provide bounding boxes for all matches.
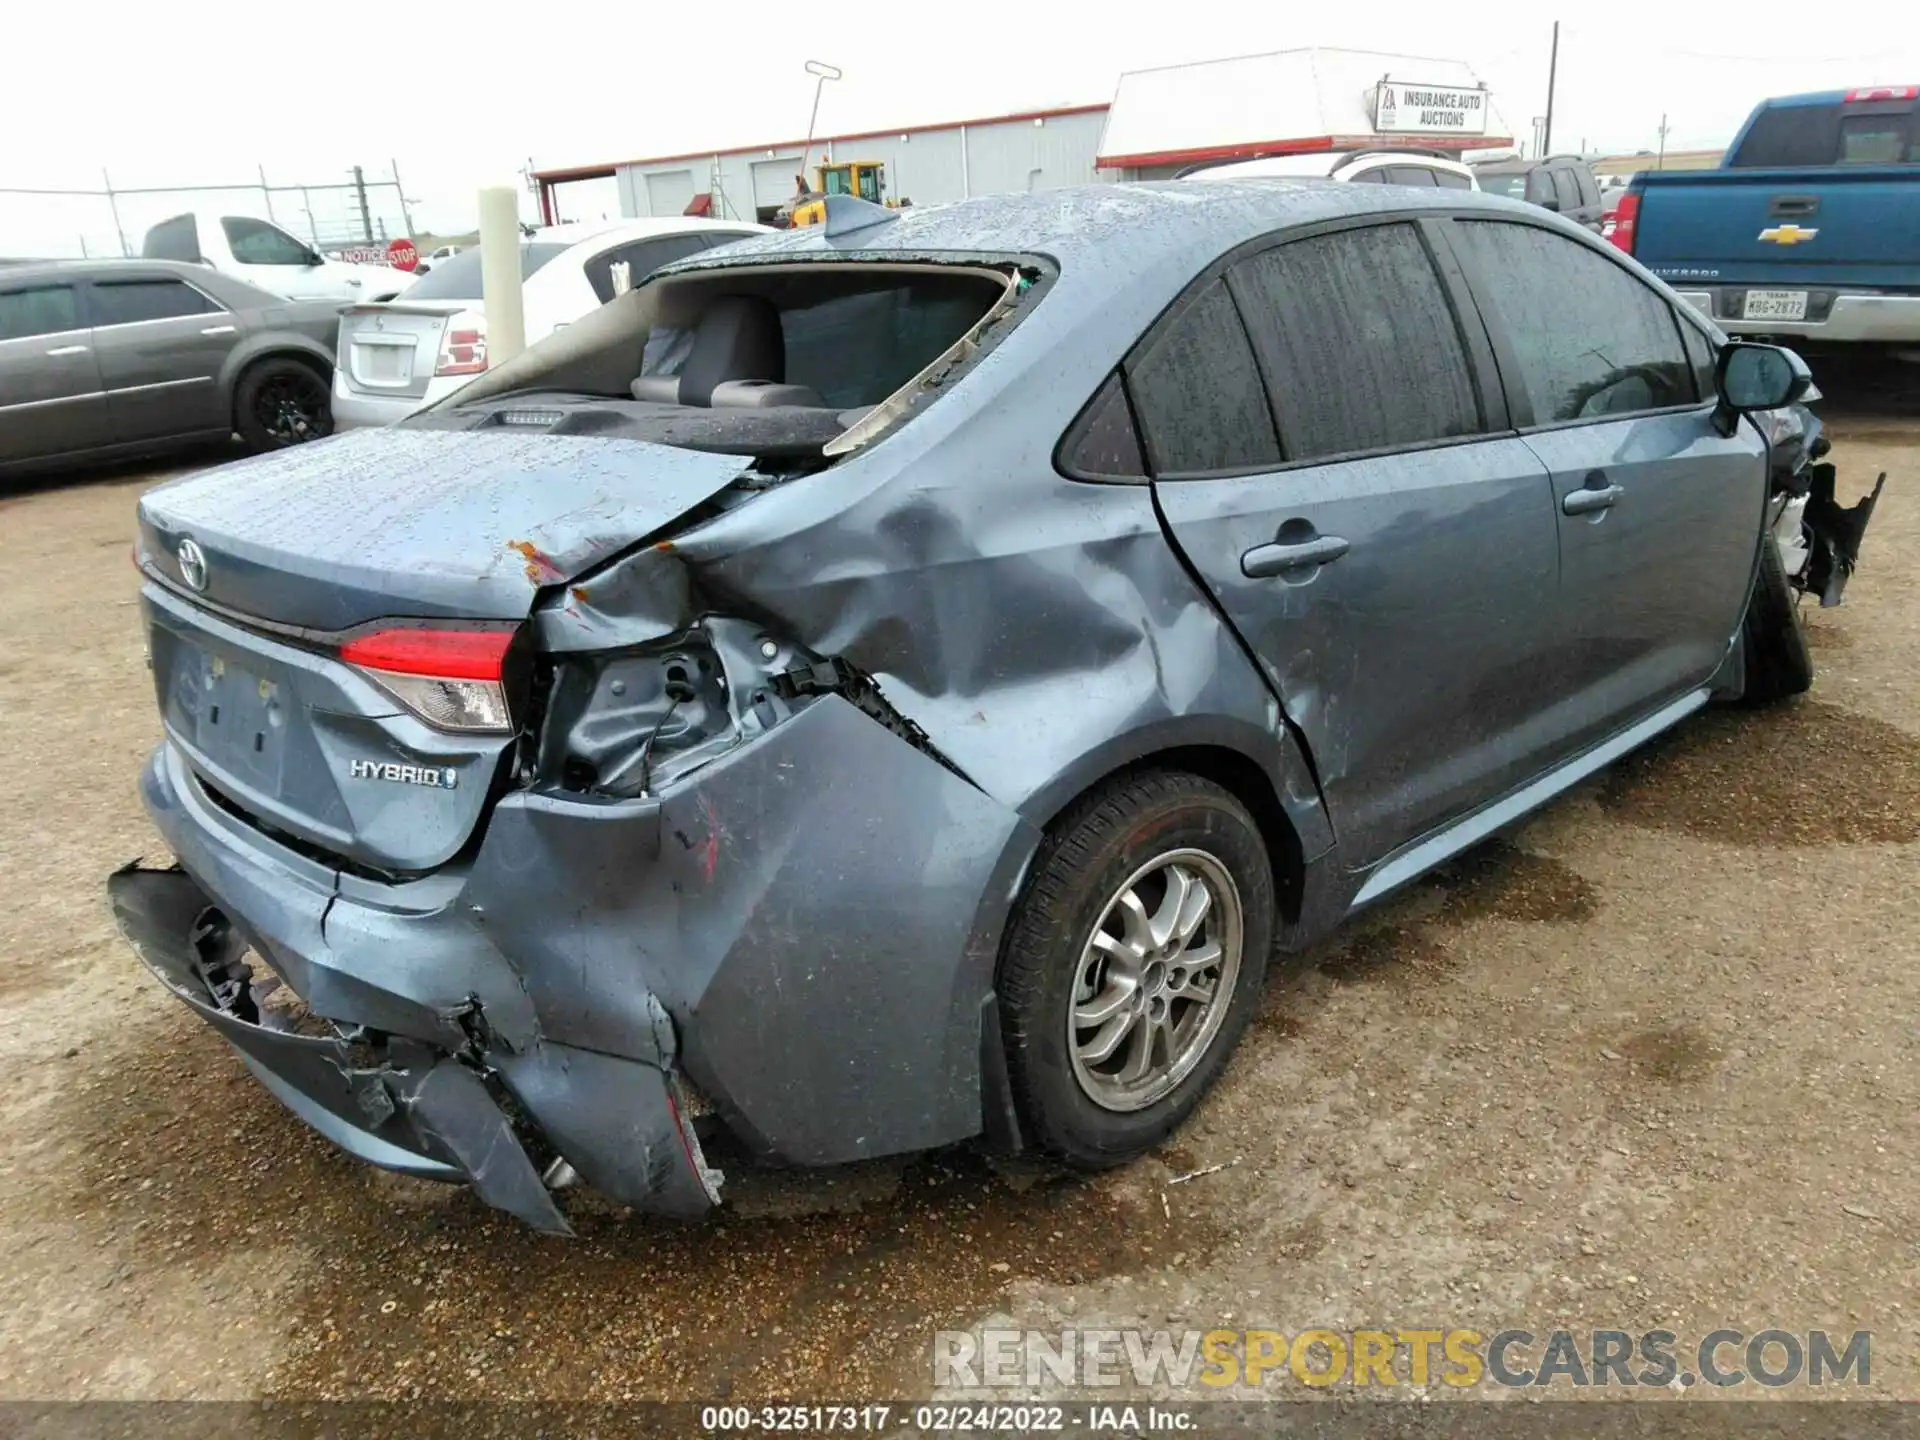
[1610,86,1920,352]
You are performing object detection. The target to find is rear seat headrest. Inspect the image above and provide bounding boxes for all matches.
[678,294,784,407]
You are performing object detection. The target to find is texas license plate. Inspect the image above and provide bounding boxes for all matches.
[1742,289,1809,321]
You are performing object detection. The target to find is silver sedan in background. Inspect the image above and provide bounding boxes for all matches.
[0,259,338,479]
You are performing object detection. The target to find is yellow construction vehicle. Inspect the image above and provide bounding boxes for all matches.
[816,161,886,205]
[786,161,913,228]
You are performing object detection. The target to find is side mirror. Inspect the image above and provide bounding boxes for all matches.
[307,251,328,266]
[1714,342,1812,434]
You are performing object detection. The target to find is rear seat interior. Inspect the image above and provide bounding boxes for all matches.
[629,295,830,410]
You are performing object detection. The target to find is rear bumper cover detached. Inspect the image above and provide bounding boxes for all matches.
[112,692,1036,1232]
[108,861,715,1236]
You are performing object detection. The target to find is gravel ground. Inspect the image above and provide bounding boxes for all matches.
[0,389,1913,1406]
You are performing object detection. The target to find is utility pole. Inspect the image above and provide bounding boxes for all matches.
[102,168,129,256]
[259,164,276,222]
[1656,114,1671,169]
[352,165,373,244]
[390,158,418,239]
[300,187,318,245]
[1542,21,1560,156]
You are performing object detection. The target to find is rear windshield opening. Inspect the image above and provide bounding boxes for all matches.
[424,260,1030,465]
[404,242,570,300]
[636,267,1010,411]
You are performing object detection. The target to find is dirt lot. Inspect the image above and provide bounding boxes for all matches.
[1,385,1914,1407]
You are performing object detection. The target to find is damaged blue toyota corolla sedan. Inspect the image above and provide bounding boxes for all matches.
[111,184,1877,1234]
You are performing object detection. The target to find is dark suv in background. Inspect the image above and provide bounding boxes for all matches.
[1473,155,1605,230]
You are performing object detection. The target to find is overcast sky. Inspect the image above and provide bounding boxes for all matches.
[0,1,1906,256]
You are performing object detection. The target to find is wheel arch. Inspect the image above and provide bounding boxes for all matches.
[219,336,334,406]
[1016,722,1329,928]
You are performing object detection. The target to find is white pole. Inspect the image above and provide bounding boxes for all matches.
[477,185,526,367]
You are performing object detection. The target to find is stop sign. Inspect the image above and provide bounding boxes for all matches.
[388,237,419,272]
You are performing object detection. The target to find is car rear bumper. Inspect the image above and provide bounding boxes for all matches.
[330,370,468,429]
[115,692,1036,1231]
[330,380,420,429]
[1675,288,1920,344]
[114,742,726,1234]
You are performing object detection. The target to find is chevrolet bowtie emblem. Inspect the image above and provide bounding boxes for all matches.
[1758,224,1819,245]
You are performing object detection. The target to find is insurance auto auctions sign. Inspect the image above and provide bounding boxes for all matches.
[1373,81,1489,136]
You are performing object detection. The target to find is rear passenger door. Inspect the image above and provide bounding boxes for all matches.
[0,282,105,467]
[88,276,232,444]
[1142,219,1563,870]
[1445,218,1765,753]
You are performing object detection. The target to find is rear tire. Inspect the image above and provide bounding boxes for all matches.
[998,770,1273,1169]
[235,358,332,453]
[1740,534,1814,704]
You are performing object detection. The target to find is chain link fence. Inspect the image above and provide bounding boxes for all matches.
[0,164,418,262]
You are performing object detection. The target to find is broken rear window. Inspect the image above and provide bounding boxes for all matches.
[432,259,1039,464]
[638,269,1011,411]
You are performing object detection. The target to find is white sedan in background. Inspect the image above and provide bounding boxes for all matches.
[331,217,769,428]
[1183,149,1479,189]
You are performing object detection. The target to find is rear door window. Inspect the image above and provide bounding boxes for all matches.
[89,279,218,325]
[1451,220,1695,422]
[0,285,80,341]
[1433,168,1474,191]
[1124,279,1279,475]
[585,234,713,304]
[1550,168,1582,210]
[1058,372,1147,480]
[1524,170,1556,204]
[1228,222,1481,462]
[1384,166,1438,187]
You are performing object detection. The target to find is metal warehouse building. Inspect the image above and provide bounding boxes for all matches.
[532,48,1513,225]
[535,104,1112,227]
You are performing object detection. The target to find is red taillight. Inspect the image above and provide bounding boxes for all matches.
[1608,190,1640,254]
[1845,85,1918,102]
[339,627,512,680]
[339,627,515,734]
[435,314,488,377]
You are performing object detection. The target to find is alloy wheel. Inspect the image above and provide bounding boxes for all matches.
[1066,847,1244,1113]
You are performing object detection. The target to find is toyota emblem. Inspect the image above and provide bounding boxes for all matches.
[176,538,209,592]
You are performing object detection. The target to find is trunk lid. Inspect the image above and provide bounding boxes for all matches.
[144,582,507,875]
[337,301,467,401]
[137,427,748,632]
[138,427,748,875]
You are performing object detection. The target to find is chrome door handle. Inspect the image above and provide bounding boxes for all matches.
[45,344,88,356]
[1563,481,1624,516]
[200,325,237,336]
[1242,533,1351,578]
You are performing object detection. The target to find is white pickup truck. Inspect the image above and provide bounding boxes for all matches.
[141,212,416,304]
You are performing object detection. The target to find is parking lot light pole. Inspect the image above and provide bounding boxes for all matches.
[478,185,527,368]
